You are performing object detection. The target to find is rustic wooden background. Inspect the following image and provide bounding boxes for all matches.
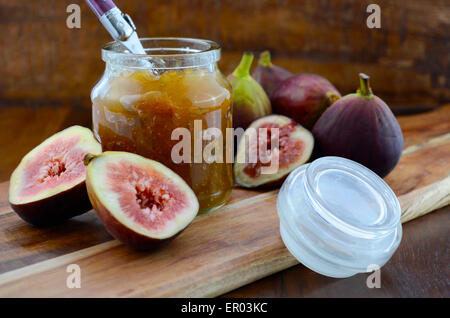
[0,0,449,178]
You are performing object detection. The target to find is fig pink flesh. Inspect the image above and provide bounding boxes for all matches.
[106,160,189,231]
[243,122,304,178]
[20,136,86,199]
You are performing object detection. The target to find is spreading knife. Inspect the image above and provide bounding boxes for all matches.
[85,0,146,55]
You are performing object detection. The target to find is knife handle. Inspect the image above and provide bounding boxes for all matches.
[85,0,136,42]
[85,0,117,18]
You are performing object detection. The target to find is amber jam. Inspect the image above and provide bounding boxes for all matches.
[92,38,233,211]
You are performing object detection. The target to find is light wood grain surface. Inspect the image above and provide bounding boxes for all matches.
[0,106,448,297]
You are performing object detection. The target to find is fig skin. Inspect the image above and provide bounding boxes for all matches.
[271,74,341,130]
[85,152,199,250]
[10,182,93,227]
[227,52,272,130]
[252,51,293,97]
[234,114,314,188]
[8,126,102,227]
[312,73,404,177]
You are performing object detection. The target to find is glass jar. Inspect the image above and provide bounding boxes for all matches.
[277,156,402,278]
[91,38,233,212]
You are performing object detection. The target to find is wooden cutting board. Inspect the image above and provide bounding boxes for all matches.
[0,106,449,297]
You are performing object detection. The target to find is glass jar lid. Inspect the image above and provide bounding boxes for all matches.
[305,156,401,238]
[277,156,402,278]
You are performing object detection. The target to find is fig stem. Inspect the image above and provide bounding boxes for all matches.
[358,73,373,97]
[83,153,98,166]
[233,52,254,78]
[326,91,340,104]
[258,51,272,67]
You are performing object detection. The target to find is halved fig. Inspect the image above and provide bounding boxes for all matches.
[9,126,102,226]
[85,151,199,250]
[234,115,314,188]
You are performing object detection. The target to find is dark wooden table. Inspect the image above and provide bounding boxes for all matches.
[225,206,449,297]
[0,105,448,297]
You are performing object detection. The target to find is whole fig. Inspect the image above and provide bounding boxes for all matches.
[271,74,341,129]
[252,51,293,97]
[312,73,404,177]
[227,52,271,130]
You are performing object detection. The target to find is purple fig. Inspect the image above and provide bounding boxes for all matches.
[312,73,404,177]
[227,52,272,130]
[252,51,293,97]
[271,74,341,129]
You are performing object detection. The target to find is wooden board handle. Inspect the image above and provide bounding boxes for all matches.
[400,175,450,223]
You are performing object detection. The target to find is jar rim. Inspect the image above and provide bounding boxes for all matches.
[102,37,221,69]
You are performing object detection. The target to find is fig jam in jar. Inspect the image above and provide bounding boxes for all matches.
[91,38,233,212]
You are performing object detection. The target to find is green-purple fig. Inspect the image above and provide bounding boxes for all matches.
[252,51,293,97]
[227,52,272,130]
[271,74,341,129]
[312,73,404,177]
